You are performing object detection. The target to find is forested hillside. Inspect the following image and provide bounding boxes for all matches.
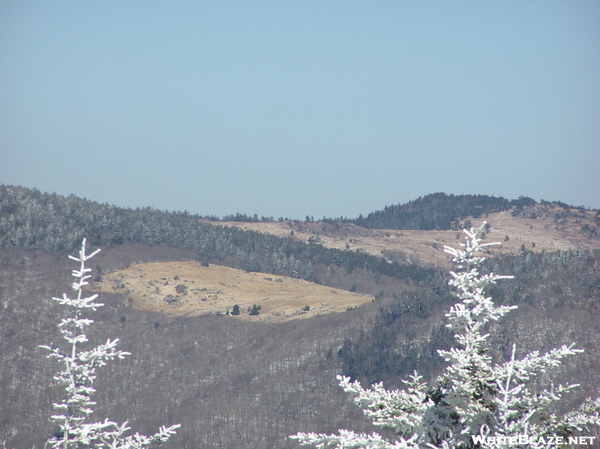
[0,185,436,296]
[348,192,532,230]
[0,246,385,448]
[195,192,597,234]
[1,185,599,448]
[338,247,600,390]
[350,191,599,232]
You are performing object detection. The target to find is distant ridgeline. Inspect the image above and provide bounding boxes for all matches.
[0,185,436,287]
[180,192,593,232]
[349,193,538,230]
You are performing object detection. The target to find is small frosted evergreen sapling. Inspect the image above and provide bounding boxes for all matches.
[41,239,180,448]
[291,223,600,448]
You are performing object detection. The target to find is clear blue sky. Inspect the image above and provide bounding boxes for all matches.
[1,1,599,219]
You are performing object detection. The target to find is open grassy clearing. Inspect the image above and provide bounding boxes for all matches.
[210,209,600,267]
[91,260,371,323]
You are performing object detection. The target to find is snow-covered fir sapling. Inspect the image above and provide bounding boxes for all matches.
[291,223,600,449]
[41,239,180,449]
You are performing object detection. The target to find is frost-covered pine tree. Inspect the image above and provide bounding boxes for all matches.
[41,239,180,448]
[291,223,600,448]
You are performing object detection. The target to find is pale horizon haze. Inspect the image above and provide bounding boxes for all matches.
[1,1,599,219]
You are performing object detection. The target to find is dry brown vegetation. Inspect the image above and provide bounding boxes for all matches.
[210,208,600,267]
[91,261,371,323]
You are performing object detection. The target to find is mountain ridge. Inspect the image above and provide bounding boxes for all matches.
[1,185,599,448]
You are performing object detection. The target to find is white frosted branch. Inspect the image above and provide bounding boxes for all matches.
[41,238,179,448]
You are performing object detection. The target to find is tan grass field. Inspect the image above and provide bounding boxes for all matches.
[91,261,371,323]
[211,209,600,267]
